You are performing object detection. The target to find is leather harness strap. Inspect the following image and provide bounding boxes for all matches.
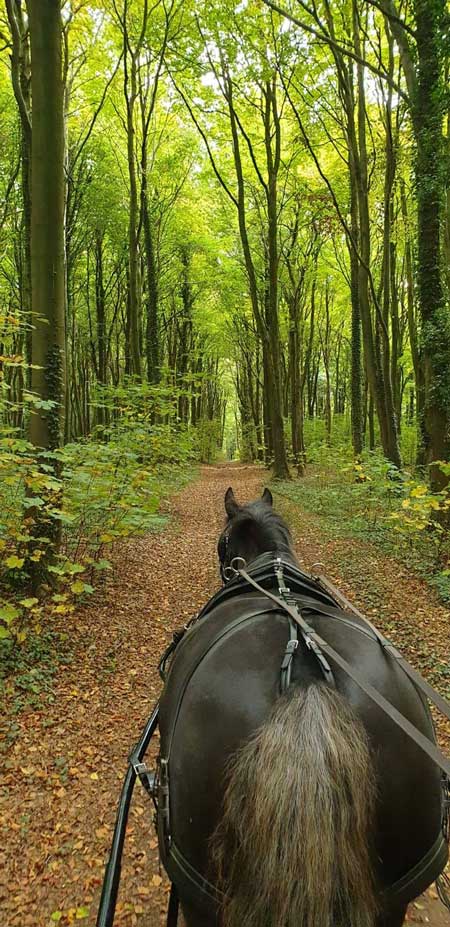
[238,566,450,778]
[315,573,450,723]
[167,884,179,927]
[275,558,336,691]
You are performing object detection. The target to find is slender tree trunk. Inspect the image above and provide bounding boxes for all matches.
[378,32,402,464]
[177,248,193,424]
[289,299,306,475]
[142,193,160,383]
[322,286,332,445]
[25,0,65,585]
[264,80,290,478]
[123,37,142,378]
[223,67,289,478]
[368,392,375,450]
[400,180,425,460]
[94,229,108,426]
[349,148,364,456]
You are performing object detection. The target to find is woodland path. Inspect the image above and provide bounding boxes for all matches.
[0,463,448,927]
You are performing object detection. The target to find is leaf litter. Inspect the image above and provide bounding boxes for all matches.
[0,464,448,926]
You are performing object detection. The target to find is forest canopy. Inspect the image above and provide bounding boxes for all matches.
[1,0,450,632]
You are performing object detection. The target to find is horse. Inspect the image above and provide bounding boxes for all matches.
[156,487,447,927]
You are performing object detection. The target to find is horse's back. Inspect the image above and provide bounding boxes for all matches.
[157,589,446,914]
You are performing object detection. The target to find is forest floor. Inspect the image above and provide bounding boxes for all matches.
[0,463,449,927]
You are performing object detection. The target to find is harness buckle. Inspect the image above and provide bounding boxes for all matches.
[159,757,171,851]
[304,634,335,686]
[129,753,157,798]
[280,638,298,671]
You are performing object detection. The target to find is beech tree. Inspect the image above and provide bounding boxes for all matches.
[26,0,65,451]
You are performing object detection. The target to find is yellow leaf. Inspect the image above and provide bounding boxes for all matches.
[90,772,99,781]
[70,580,85,595]
[5,555,25,569]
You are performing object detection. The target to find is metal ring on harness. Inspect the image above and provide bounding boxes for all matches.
[223,556,247,581]
[311,561,326,579]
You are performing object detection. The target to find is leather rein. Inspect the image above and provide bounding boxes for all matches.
[231,558,450,778]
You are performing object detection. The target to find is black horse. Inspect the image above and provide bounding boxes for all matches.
[157,488,447,927]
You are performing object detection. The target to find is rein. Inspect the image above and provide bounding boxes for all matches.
[233,560,450,778]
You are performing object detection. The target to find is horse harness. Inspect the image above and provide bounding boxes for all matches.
[97,555,450,927]
[160,554,450,777]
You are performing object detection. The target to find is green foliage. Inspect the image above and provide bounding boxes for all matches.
[0,628,72,711]
[0,379,200,644]
[194,419,223,463]
[276,447,450,600]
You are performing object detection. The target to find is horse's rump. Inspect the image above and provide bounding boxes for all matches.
[157,564,447,915]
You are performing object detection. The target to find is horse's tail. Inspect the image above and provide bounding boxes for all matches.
[212,682,378,927]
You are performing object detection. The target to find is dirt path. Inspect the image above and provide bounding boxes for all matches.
[0,464,265,927]
[0,464,448,927]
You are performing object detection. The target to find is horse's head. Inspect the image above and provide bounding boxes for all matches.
[218,486,294,580]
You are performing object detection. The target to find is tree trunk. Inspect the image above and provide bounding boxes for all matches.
[381,0,450,484]
[264,80,290,479]
[414,0,450,487]
[223,67,289,478]
[6,0,32,376]
[289,301,306,475]
[142,193,160,383]
[124,42,142,377]
[27,0,66,451]
[352,10,401,468]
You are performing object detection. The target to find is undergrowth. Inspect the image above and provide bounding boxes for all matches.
[0,379,206,704]
[0,629,73,718]
[275,441,450,603]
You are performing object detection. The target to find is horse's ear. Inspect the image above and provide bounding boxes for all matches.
[262,488,273,507]
[225,487,240,518]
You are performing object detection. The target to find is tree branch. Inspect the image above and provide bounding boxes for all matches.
[261,0,409,102]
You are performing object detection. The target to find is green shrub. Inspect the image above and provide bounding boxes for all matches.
[0,380,202,643]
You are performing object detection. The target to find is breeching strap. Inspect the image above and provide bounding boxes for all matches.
[238,567,450,778]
